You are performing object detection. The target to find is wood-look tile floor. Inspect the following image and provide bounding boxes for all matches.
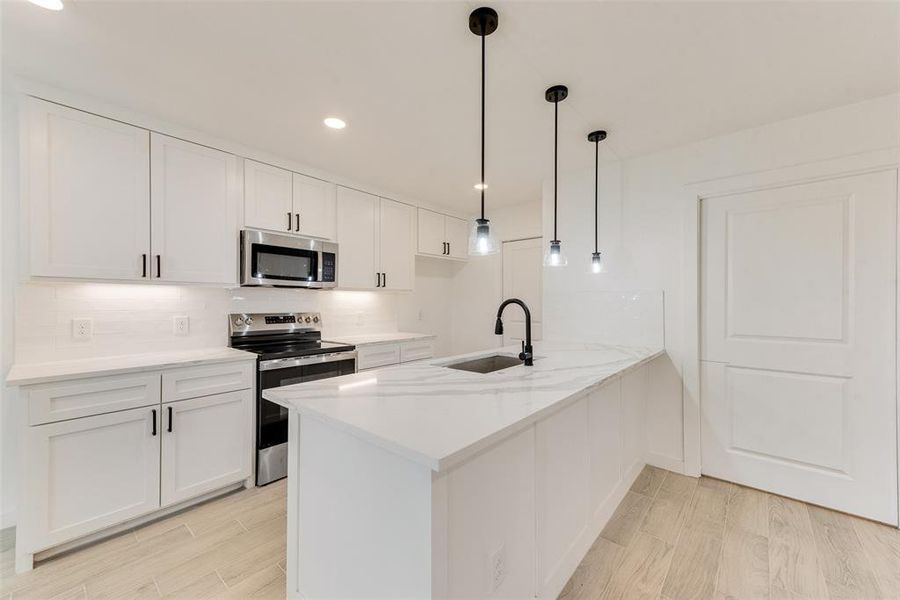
[559,466,900,600]
[3,469,899,600]
[0,480,287,600]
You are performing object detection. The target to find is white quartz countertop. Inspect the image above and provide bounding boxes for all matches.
[264,341,663,472]
[323,332,436,347]
[6,347,257,386]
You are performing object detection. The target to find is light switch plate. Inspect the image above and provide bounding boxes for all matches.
[173,316,190,336]
[72,318,92,341]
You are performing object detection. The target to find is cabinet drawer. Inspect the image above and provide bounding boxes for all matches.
[27,373,161,425]
[400,339,434,362]
[357,344,401,371]
[162,362,253,402]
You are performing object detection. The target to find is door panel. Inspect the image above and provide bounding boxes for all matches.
[26,98,150,280]
[244,159,293,234]
[293,173,336,240]
[417,208,445,256]
[150,133,239,284]
[701,170,898,524]
[336,186,378,289]
[445,216,469,259]
[501,238,543,346]
[161,390,252,507]
[379,198,415,290]
[25,407,160,551]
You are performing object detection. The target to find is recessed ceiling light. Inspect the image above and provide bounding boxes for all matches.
[27,0,64,10]
[474,182,488,190]
[323,117,346,130]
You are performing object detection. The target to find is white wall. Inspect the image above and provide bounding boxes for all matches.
[543,93,900,474]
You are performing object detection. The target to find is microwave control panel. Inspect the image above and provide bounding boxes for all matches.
[322,252,336,282]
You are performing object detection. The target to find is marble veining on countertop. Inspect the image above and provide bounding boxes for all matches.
[323,332,436,347]
[264,341,663,472]
[6,347,257,386]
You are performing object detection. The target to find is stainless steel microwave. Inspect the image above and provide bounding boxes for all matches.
[240,230,338,288]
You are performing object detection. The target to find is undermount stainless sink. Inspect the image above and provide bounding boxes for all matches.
[443,354,524,374]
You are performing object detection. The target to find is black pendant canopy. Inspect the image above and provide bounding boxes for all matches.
[544,84,569,267]
[468,6,500,256]
[588,130,608,273]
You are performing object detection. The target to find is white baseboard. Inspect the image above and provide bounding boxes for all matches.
[645,452,686,475]
[538,460,645,600]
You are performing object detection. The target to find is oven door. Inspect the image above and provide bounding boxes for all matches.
[241,229,337,288]
[255,351,356,485]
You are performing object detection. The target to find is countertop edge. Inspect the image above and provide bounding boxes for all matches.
[323,333,436,347]
[268,347,665,473]
[6,349,257,387]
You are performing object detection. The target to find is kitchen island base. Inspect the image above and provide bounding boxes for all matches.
[283,357,659,599]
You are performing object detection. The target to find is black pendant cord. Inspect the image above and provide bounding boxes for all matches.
[594,138,598,254]
[553,99,558,241]
[480,32,486,221]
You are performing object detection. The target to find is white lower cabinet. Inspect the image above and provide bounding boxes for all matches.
[161,390,253,507]
[17,361,255,567]
[25,406,161,551]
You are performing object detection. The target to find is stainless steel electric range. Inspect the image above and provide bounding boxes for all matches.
[228,312,356,485]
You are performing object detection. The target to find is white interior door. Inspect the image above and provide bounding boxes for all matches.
[379,198,415,290]
[26,98,150,280]
[150,133,239,284]
[336,186,378,289]
[502,238,543,347]
[701,170,898,524]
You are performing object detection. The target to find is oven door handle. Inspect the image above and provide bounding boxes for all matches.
[259,351,358,371]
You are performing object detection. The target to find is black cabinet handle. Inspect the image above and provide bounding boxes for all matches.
[375,272,380,288]
[295,213,300,232]
[142,254,147,277]
[151,409,157,436]
[167,406,173,433]
[447,242,450,255]
[155,255,161,278]
[287,211,292,231]
[382,272,387,288]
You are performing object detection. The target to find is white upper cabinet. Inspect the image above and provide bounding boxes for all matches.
[379,198,415,290]
[150,133,240,284]
[445,215,469,259]
[337,186,379,289]
[26,98,151,280]
[243,159,294,234]
[417,209,445,256]
[293,173,336,240]
[337,187,415,291]
[415,207,468,260]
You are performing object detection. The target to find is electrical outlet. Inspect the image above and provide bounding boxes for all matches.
[489,545,505,593]
[418,309,425,321]
[72,318,93,341]
[173,316,190,336]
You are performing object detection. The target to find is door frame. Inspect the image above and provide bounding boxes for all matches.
[680,147,900,486]
[501,236,543,346]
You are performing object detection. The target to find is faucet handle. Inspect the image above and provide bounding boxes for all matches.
[518,340,526,361]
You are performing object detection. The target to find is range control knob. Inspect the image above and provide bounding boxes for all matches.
[244,316,254,326]
[313,316,319,323]
[233,317,244,326]
[305,316,312,323]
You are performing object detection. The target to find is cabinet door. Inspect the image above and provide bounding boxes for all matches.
[445,216,469,260]
[336,186,379,289]
[379,198,415,290]
[244,159,293,233]
[150,133,240,284]
[25,407,161,552]
[294,174,337,240]
[26,98,150,280]
[417,208,446,256]
[161,390,252,507]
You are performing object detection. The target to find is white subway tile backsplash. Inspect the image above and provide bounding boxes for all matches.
[14,282,401,363]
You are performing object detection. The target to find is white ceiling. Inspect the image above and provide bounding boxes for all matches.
[3,1,898,213]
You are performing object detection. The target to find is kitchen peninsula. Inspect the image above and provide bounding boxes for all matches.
[264,341,665,599]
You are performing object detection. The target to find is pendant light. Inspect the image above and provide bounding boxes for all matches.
[544,85,568,267]
[588,130,607,273]
[467,7,500,256]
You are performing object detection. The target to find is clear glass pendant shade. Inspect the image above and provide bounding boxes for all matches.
[591,251,606,274]
[468,218,499,256]
[543,240,568,267]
